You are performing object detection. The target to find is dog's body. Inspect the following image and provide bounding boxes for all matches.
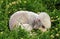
[9,11,51,32]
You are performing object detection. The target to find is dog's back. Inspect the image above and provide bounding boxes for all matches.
[9,11,38,30]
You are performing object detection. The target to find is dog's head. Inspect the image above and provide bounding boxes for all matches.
[33,12,51,32]
[38,12,51,32]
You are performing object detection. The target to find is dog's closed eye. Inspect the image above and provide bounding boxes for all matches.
[42,25,45,28]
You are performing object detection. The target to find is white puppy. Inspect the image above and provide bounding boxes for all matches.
[9,11,51,32]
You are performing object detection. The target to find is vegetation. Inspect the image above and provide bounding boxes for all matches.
[0,0,60,39]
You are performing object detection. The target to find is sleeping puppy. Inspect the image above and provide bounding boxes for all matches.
[9,11,51,32]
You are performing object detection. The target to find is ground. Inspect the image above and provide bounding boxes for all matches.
[0,0,60,39]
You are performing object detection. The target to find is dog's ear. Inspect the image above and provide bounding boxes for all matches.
[35,17,41,22]
[39,12,51,29]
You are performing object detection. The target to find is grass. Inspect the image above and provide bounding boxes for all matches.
[0,0,60,39]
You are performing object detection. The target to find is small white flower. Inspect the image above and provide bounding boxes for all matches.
[50,35,54,38]
[56,34,59,37]
[24,1,27,3]
[0,32,3,34]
